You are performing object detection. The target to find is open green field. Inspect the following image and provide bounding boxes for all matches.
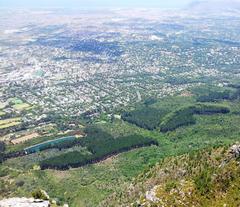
[1,86,240,206]
[6,98,32,111]
[0,117,22,129]
[12,103,31,111]
[0,118,21,125]
[0,122,21,129]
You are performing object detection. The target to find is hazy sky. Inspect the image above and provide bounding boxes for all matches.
[0,0,194,8]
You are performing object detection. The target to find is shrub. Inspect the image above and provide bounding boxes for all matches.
[15,180,25,187]
[194,168,213,195]
[165,181,177,192]
[32,189,49,200]
[193,103,230,114]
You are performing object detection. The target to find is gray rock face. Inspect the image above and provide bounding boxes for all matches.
[229,144,240,158]
[0,197,50,207]
[145,186,160,203]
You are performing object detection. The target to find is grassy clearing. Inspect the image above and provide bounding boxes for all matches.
[0,122,21,129]
[12,103,31,111]
[11,133,40,145]
[151,96,196,111]
[0,117,22,129]
[0,117,21,125]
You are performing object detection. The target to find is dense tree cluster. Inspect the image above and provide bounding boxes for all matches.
[193,103,230,115]
[160,104,230,132]
[122,96,231,133]
[197,90,233,102]
[143,98,157,106]
[40,127,158,170]
[192,85,240,102]
[122,107,168,130]
[160,107,196,132]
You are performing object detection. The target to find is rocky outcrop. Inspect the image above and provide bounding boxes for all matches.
[0,197,50,207]
[145,186,160,203]
[229,143,240,158]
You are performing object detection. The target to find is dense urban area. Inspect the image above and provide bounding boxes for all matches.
[1,4,240,207]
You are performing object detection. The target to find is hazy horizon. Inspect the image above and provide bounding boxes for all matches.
[0,0,195,9]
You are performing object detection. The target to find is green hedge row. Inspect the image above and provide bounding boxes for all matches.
[40,128,158,170]
[160,104,230,132]
[197,90,233,102]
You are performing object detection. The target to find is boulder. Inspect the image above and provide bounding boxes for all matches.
[229,144,240,158]
[0,197,50,207]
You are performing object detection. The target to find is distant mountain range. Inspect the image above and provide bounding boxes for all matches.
[186,0,240,13]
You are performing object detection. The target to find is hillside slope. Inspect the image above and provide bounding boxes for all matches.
[102,144,240,207]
